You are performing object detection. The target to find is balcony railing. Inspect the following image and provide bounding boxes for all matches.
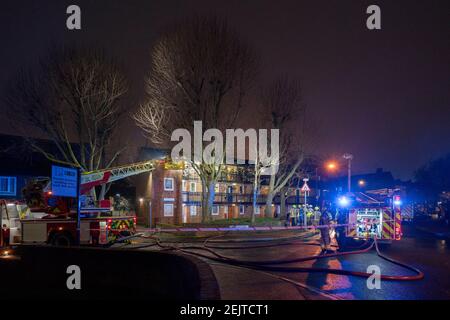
[181,192,313,205]
[182,169,254,184]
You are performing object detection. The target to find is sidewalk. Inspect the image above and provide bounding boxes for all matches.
[208,261,332,300]
[142,228,318,243]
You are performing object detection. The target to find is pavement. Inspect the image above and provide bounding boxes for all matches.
[125,229,336,300]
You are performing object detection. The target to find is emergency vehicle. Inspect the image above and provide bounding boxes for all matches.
[1,160,155,246]
[340,190,402,243]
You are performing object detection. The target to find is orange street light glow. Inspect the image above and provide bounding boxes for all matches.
[326,161,338,171]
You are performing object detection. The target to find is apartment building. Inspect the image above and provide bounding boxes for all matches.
[134,147,315,227]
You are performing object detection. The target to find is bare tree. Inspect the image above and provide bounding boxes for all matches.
[5,47,128,199]
[134,16,258,222]
[259,77,306,220]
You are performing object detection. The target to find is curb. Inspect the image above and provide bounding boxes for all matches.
[178,252,221,300]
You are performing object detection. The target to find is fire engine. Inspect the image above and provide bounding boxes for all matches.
[1,160,154,246]
[336,190,402,244]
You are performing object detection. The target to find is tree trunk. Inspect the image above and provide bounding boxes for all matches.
[279,186,288,221]
[264,193,274,217]
[252,177,258,224]
[264,174,276,217]
[201,180,215,223]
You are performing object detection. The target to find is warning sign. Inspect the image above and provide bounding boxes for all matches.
[301,182,310,192]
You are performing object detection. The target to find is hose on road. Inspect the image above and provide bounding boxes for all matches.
[139,233,424,282]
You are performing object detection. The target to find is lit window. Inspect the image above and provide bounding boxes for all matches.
[214,184,220,193]
[212,205,219,215]
[163,203,174,216]
[190,182,196,192]
[164,178,174,191]
[223,206,228,213]
[239,205,245,215]
[0,176,16,196]
[190,206,197,216]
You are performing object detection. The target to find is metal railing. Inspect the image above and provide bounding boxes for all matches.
[181,192,312,205]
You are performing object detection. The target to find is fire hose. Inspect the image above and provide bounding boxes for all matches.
[137,233,424,282]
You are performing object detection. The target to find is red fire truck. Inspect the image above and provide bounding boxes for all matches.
[338,190,402,244]
[1,161,154,246]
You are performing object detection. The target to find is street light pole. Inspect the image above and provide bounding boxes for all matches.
[315,167,320,205]
[302,178,309,227]
[343,153,353,193]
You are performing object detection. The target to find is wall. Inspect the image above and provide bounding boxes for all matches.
[0,245,220,300]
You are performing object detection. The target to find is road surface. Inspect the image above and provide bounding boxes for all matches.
[132,223,450,300]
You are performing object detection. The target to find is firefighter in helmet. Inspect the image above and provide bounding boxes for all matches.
[335,208,348,251]
[319,208,332,253]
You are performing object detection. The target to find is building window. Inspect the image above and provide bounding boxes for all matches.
[223,206,228,214]
[182,180,187,191]
[239,205,245,215]
[190,182,196,192]
[239,185,243,194]
[164,178,174,191]
[255,206,260,215]
[0,176,16,196]
[190,206,197,216]
[163,203,174,216]
[212,205,219,215]
[214,183,220,193]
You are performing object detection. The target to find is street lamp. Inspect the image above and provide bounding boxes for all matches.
[358,179,366,187]
[342,153,353,193]
[325,161,338,172]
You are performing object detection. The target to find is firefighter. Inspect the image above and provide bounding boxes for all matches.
[285,209,291,227]
[291,207,297,226]
[299,205,305,226]
[319,210,332,253]
[335,208,348,251]
[313,206,321,225]
[306,205,314,225]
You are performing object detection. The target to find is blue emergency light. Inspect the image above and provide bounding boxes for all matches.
[338,196,350,207]
[393,195,402,206]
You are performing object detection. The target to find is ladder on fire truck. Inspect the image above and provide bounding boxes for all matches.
[80,160,155,194]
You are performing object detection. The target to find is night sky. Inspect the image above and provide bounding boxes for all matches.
[0,0,449,180]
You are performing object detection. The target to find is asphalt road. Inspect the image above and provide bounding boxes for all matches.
[132,224,450,300]
[301,224,450,299]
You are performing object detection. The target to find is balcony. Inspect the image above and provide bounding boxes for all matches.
[182,168,254,184]
[181,192,312,205]
[182,192,266,204]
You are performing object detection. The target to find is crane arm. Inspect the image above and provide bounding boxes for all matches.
[80,160,155,194]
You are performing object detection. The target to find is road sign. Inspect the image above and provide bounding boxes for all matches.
[51,165,78,197]
[301,182,310,192]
